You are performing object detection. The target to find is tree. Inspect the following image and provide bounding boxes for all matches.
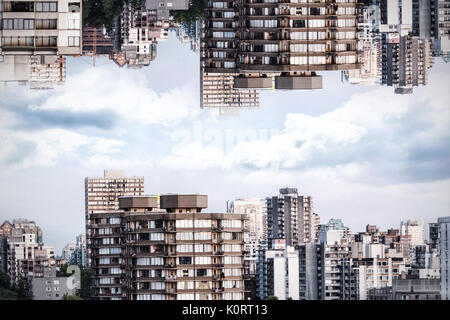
[171,0,204,24]
[62,294,83,300]
[77,266,92,300]
[57,263,92,300]
[267,295,279,300]
[0,271,11,290]
[15,278,32,300]
[83,0,125,29]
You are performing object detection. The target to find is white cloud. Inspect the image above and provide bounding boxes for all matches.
[0,125,127,168]
[26,64,199,126]
[161,73,450,185]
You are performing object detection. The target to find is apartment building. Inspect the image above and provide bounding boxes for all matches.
[266,188,318,248]
[89,194,246,300]
[381,33,433,94]
[85,170,145,267]
[0,0,81,87]
[341,256,408,300]
[433,0,450,61]
[202,0,360,91]
[368,277,441,300]
[200,70,260,110]
[342,2,381,85]
[400,220,425,247]
[256,244,299,300]
[297,241,351,300]
[227,198,267,276]
[31,265,77,300]
[298,243,320,300]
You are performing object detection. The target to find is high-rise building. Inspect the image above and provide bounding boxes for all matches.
[200,71,260,112]
[429,222,440,250]
[0,0,82,88]
[62,243,76,263]
[256,244,299,300]
[202,0,360,93]
[266,188,318,248]
[438,216,450,300]
[433,0,450,62]
[319,218,352,244]
[85,170,145,266]
[342,2,381,85]
[88,194,246,300]
[400,220,425,247]
[70,233,88,267]
[227,198,267,275]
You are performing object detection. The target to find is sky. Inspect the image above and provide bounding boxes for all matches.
[1,30,449,254]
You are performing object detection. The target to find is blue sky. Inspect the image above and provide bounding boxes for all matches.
[1,30,449,253]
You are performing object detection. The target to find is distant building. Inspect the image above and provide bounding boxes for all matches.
[62,243,76,263]
[227,198,267,275]
[31,266,77,300]
[438,216,450,300]
[266,188,318,248]
[400,220,425,246]
[368,277,441,300]
[256,244,299,300]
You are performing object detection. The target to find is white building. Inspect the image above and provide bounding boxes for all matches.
[62,243,76,262]
[256,245,299,300]
[400,220,425,246]
[0,0,81,88]
[227,198,267,275]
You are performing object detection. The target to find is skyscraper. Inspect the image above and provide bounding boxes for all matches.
[88,194,246,300]
[202,0,360,91]
[0,0,81,88]
[266,188,318,248]
[400,220,425,247]
[85,170,145,266]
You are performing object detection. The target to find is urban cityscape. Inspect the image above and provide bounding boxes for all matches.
[0,1,449,113]
[0,169,449,300]
[0,0,449,305]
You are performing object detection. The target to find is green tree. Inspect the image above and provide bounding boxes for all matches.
[267,295,279,300]
[62,294,83,300]
[0,271,11,289]
[83,0,125,29]
[0,287,18,300]
[57,264,92,300]
[171,0,204,24]
[15,278,32,300]
[77,266,92,300]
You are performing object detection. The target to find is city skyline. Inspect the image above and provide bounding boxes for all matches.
[1,30,449,252]
[0,0,449,301]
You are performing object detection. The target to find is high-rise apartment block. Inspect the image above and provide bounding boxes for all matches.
[88,194,246,300]
[85,170,144,266]
[266,188,318,248]
[0,0,82,88]
[400,220,425,247]
[256,244,299,300]
[202,0,360,92]
[227,198,267,275]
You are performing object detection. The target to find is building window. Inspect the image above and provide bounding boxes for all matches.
[35,2,57,12]
[68,36,80,47]
[68,19,80,30]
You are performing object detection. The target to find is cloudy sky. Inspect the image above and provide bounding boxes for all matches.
[1,31,449,253]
